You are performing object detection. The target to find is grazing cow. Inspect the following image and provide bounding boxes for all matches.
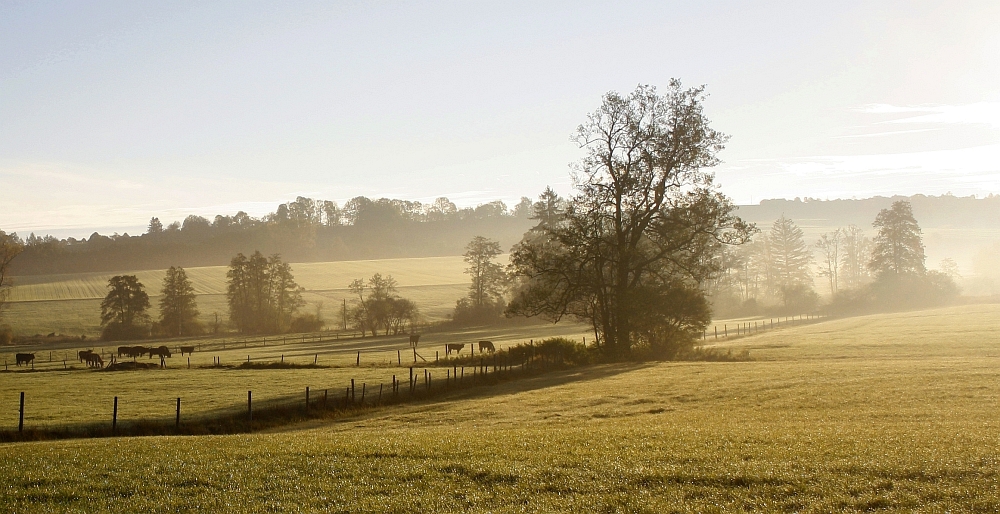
[79,349,95,362]
[180,346,195,356]
[117,346,132,357]
[478,340,496,353]
[445,343,465,355]
[85,353,104,368]
[133,346,150,358]
[409,334,421,348]
[149,345,171,359]
[15,353,34,367]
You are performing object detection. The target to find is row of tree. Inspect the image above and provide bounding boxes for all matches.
[705,200,958,317]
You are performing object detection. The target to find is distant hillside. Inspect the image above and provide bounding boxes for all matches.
[8,193,999,279]
[735,194,1000,229]
[7,196,535,276]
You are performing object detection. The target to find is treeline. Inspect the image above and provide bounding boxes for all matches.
[6,196,535,275]
[706,200,960,318]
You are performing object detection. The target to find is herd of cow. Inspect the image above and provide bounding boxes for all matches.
[10,336,494,370]
[11,345,196,370]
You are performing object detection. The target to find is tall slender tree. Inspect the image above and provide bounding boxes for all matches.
[159,266,199,336]
[869,200,925,277]
[839,225,872,290]
[0,230,24,322]
[767,216,812,291]
[816,229,843,295]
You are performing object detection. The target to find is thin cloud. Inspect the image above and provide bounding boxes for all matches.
[858,103,1000,129]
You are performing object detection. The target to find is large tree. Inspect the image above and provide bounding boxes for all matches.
[159,266,200,336]
[508,82,754,359]
[869,200,925,277]
[100,275,151,340]
[0,230,24,322]
[226,251,304,334]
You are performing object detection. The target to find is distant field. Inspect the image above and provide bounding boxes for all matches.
[2,256,470,336]
[1,305,999,511]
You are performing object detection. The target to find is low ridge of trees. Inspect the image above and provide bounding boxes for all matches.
[348,274,418,336]
[100,275,151,341]
[6,196,535,276]
[226,252,305,334]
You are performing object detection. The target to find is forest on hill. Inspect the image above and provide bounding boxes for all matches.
[5,193,999,277]
[7,196,534,275]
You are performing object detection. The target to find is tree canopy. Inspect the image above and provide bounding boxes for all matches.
[0,230,24,322]
[508,82,754,359]
[453,236,507,324]
[869,200,926,277]
[159,266,200,337]
[226,251,304,334]
[100,275,151,340]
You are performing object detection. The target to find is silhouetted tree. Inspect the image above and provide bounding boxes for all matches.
[226,251,304,334]
[348,273,417,335]
[0,230,24,322]
[453,236,507,324]
[159,266,200,336]
[147,217,163,234]
[100,275,151,340]
[508,82,754,359]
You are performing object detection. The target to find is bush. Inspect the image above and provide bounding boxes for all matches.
[289,314,324,333]
[451,298,506,326]
[100,322,149,341]
[0,325,12,345]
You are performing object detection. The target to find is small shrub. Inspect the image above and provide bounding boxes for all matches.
[289,314,324,333]
[0,325,13,345]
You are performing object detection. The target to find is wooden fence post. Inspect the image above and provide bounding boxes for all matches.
[247,391,253,424]
[361,383,366,403]
[176,398,181,428]
[378,384,383,403]
[112,396,118,434]
[351,379,356,403]
[19,392,24,433]
[397,350,401,365]
[357,351,360,366]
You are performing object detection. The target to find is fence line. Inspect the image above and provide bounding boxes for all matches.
[1,343,562,441]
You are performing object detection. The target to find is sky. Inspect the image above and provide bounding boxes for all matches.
[2,0,999,238]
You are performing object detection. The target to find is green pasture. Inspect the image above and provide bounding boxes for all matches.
[0,304,998,511]
[0,321,592,431]
[2,256,470,336]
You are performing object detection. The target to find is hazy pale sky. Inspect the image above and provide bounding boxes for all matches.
[2,1,999,237]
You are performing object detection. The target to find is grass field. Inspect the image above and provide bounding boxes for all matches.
[0,321,592,431]
[2,256,470,336]
[0,304,998,511]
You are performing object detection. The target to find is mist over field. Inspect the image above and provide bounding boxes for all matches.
[2,2,1000,512]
